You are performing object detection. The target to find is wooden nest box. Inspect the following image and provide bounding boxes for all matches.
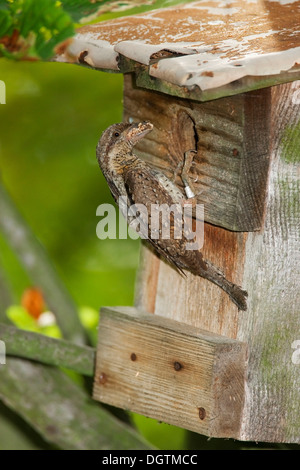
[58,0,300,443]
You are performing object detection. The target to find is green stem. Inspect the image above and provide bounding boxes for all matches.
[0,323,94,376]
[0,181,86,344]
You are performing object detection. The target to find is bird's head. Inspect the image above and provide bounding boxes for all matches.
[96,121,153,165]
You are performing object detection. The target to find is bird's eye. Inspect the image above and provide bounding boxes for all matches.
[114,132,120,137]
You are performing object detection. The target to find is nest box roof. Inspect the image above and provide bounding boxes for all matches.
[57,0,300,101]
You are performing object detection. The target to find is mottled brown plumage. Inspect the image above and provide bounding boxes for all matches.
[96,121,248,310]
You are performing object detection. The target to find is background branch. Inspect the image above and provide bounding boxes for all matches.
[0,181,86,344]
[0,323,94,376]
[0,356,152,450]
[0,263,13,324]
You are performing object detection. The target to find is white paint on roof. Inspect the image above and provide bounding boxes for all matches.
[149,46,300,90]
[58,0,300,92]
[66,36,118,69]
[115,41,212,66]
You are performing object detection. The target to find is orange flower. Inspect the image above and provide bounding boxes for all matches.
[21,288,45,319]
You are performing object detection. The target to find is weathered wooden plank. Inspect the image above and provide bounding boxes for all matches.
[93,307,247,438]
[134,245,160,314]
[123,73,271,231]
[237,88,272,229]
[237,80,300,443]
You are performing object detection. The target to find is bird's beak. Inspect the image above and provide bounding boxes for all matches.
[126,121,153,145]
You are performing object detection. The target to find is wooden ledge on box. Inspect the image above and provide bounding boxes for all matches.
[93,306,247,439]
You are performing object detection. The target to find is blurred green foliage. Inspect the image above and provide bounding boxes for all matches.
[0,59,140,310]
[0,0,74,59]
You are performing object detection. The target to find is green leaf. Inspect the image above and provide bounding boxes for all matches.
[0,0,75,60]
[0,7,13,37]
[6,305,40,332]
[78,306,99,330]
[39,324,62,339]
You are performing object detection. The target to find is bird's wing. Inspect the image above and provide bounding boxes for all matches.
[106,178,121,204]
[123,164,185,275]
